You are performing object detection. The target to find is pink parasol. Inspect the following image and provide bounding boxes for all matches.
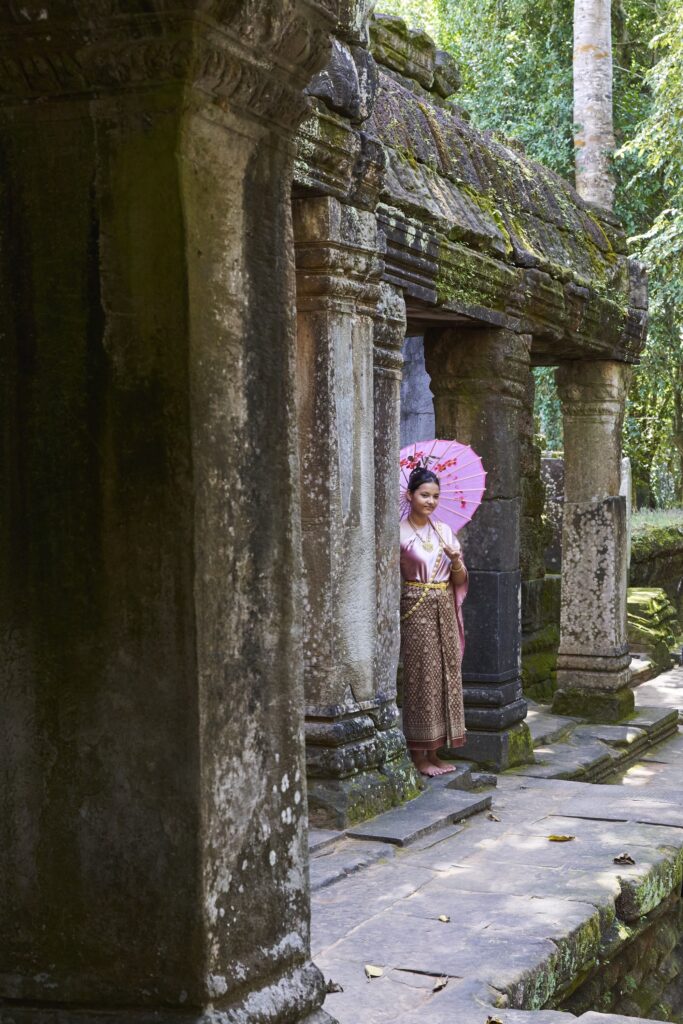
[399,438,486,534]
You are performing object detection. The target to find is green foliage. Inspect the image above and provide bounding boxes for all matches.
[375,0,683,506]
[533,367,563,452]
[619,1,683,506]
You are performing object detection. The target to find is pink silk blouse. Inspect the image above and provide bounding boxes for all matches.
[400,519,459,583]
[399,518,469,655]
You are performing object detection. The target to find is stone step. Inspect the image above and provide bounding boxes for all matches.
[345,786,492,847]
[508,705,679,785]
[526,700,578,746]
[309,828,342,855]
[310,838,397,891]
[629,654,657,686]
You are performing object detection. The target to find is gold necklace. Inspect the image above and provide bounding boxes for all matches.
[408,516,436,552]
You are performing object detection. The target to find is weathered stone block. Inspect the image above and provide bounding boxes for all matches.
[557,497,629,681]
[552,686,635,723]
[458,721,534,770]
[433,50,462,98]
[458,498,521,572]
[462,569,521,682]
[306,39,379,123]
[369,14,435,89]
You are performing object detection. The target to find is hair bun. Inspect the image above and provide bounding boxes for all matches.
[407,466,440,491]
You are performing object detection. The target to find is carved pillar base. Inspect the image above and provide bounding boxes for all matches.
[305,702,420,829]
[426,327,534,771]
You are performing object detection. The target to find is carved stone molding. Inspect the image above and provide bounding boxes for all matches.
[427,327,532,408]
[373,281,406,376]
[556,360,632,420]
[294,196,383,315]
[0,2,338,131]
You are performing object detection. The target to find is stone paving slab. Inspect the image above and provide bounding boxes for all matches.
[525,702,578,746]
[346,786,492,846]
[310,838,396,891]
[314,757,683,1023]
[312,860,438,955]
[577,1015,662,1024]
[633,663,683,718]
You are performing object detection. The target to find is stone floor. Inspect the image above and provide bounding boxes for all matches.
[312,664,683,1024]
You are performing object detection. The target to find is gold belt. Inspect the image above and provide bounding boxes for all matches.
[403,580,449,590]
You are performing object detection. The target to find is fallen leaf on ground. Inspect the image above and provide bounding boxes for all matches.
[487,812,501,821]
[438,914,450,923]
[433,976,448,992]
[547,834,575,842]
[613,852,636,865]
[364,964,384,979]
[485,1016,504,1024]
[326,979,344,993]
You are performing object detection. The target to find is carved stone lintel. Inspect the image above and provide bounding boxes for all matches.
[0,2,337,132]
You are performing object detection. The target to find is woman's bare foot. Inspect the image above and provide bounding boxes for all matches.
[411,753,444,777]
[427,752,457,773]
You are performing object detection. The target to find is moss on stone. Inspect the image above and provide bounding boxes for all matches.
[506,722,535,768]
[552,686,635,723]
[307,755,421,829]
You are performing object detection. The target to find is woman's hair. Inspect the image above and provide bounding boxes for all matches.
[407,467,440,493]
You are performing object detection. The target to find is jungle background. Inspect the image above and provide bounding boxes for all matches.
[375,0,683,509]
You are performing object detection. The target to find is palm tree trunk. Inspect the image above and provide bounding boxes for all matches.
[573,0,615,210]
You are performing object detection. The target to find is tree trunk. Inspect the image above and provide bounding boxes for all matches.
[573,0,615,210]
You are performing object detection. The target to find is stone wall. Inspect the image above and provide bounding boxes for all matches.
[399,336,435,448]
[559,891,683,1022]
[631,517,683,625]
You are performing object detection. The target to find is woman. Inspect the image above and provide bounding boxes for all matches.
[400,466,468,777]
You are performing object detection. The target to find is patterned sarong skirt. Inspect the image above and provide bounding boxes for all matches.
[400,583,466,752]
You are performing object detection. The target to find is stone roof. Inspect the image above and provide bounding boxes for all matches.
[295,14,646,362]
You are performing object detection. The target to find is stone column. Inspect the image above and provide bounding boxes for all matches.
[425,327,534,770]
[373,283,407,706]
[294,198,418,828]
[520,372,559,703]
[0,6,336,1024]
[553,360,634,721]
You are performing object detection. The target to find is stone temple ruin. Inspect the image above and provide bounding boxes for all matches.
[0,4,650,1023]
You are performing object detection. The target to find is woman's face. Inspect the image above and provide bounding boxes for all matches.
[410,482,440,517]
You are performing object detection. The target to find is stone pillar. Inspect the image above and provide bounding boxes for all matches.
[553,360,634,721]
[0,6,336,1024]
[373,283,407,706]
[294,197,418,828]
[425,327,534,770]
[520,372,559,704]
